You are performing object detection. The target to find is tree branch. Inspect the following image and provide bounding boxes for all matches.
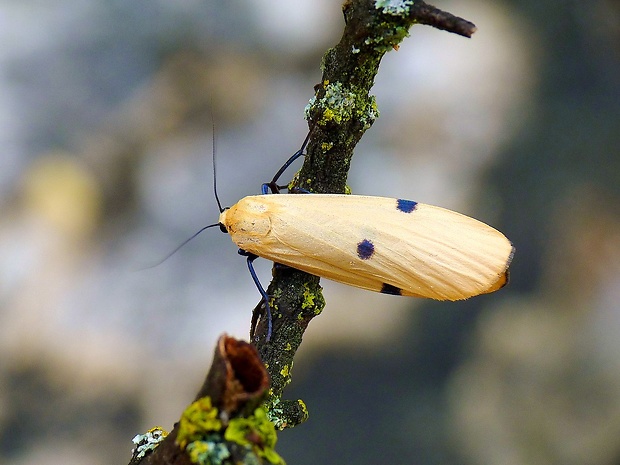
[129,335,279,465]
[408,1,476,37]
[252,0,476,429]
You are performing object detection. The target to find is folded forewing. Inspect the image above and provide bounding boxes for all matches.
[234,194,514,301]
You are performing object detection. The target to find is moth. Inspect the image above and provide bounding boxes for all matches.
[159,130,514,340]
[219,194,513,302]
[212,134,514,340]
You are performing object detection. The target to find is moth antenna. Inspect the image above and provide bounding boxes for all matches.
[142,223,221,269]
[211,121,225,213]
[244,253,273,341]
[142,118,224,270]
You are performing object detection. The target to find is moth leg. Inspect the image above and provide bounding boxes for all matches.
[288,186,311,194]
[261,181,283,195]
[262,124,317,194]
[264,148,304,194]
[239,249,272,341]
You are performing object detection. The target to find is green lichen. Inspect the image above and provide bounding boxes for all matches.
[365,97,380,128]
[176,397,222,449]
[268,288,282,313]
[319,49,332,73]
[263,396,310,431]
[321,141,334,152]
[296,400,308,420]
[364,23,410,52]
[176,397,285,464]
[304,81,379,130]
[375,0,414,16]
[268,297,279,313]
[224,407,285,465]
[301,283,317,310]
[286,172,300,191]
[279,361,293,389]
[187,441,210,463]
[186,439,231,465]
[265,397,285,430]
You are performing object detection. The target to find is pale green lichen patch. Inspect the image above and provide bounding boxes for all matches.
[224,407,285,465]
[364,24,410,52]
[263,397,309,431]
[265,397,285,430]
[304,81,379,129]
[186,439,231,465]
[375,0,414,16]
[131,426,168,460]
[365,96,380,128]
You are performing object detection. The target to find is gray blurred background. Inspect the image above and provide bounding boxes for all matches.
[0,1,619,464]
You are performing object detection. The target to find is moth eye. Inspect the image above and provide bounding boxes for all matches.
[396,198,417,213]
[380,283,402,295]
[357,239,375,260]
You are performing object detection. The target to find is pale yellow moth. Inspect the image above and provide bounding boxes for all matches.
[170,131,514,340]
[219,194,514,301]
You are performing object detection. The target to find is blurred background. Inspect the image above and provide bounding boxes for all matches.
[0,0,619,464]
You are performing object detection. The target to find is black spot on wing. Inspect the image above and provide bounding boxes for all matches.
[396,199,417,213]
[357,239,375,260]
[381,283,402,295]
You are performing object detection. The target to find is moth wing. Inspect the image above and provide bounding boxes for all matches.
[236,195,514,300]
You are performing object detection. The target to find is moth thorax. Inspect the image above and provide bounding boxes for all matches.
[222,199,271,238]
